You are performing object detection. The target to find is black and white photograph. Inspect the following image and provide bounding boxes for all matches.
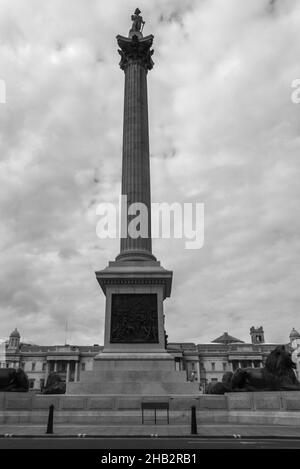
[0,0,300,458]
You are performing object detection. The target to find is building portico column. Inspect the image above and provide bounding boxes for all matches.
[44,362,49,384]
[66,362,70,383]
[196,360,201,384]
[74,362,78,382]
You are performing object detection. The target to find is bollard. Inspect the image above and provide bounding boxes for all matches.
[191,405,198,435]
[46,404,54,434]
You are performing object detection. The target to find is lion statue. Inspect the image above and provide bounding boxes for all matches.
[207,345,300,394]
[0,367,29,392]
[206,371,233,394]
[43,372,66,394]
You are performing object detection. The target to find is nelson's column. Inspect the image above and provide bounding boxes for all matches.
[67,10,198,396]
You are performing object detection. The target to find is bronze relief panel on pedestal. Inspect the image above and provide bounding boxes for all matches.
[110,293,158,343]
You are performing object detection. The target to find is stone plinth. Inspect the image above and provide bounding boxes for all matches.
[70,256,182,396]
[70,244,178,396]
[67,354,199,395]
[95,259,172,355]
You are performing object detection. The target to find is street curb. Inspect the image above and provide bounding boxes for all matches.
[1,434,300,440]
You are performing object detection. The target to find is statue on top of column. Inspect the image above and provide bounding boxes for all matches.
[129,8,145,38]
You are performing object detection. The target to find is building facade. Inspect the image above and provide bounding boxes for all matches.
[1,326,297,392]
[290,328,300,380]
[169,327,300,392]
[2,329,102,391]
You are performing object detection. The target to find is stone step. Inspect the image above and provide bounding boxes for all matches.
[79,370,190,383]
[67,381,199,395]
[92,357,175,371]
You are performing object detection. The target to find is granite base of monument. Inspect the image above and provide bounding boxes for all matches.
[66,353,199,395]
[70,256,194,396]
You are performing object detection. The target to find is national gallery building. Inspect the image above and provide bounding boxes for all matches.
[1,326,300,393]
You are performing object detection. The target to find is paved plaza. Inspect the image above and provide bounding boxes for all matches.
[1,423,300,438]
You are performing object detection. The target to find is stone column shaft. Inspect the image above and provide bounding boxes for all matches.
[196,360,201,383]
[121,63,151,252]
[44,362,49,384]
[75,362,78,382]
[116,34,156,262]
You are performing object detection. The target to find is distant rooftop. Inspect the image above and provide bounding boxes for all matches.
[167,343,196,351]
[290,328,300,339]
[10,328,20,338]
[18,344,103,353]
[212,332,244,345]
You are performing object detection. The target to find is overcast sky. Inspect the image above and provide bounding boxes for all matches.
[0,0,299,346]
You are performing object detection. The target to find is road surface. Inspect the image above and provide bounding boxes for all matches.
[1,436,300,449]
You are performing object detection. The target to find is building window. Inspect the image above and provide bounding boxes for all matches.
[191,362,195,370]
[21,362,25,370]
[31,362,36,371]
[223,363,226,371]
[29,379,35,389]
[211,378,218,382]
[40,379,45,390]
[58,362,66,372]
[42,363,46,371]
[81,363,86,371]
[232,361,239,371]
[211,362,215,371]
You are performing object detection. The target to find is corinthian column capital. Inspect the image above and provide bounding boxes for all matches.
[117,35,154,71]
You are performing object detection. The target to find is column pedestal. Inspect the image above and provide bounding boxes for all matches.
[67,258,197,395]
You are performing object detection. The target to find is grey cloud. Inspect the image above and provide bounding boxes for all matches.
[0,0,299,346]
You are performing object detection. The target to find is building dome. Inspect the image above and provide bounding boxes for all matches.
[289,328,300,340]
[10,328,20,338]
